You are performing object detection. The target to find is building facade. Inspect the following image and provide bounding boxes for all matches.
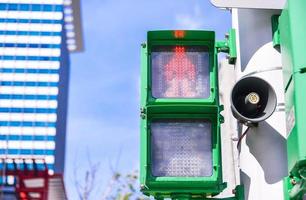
[0,0,83,196]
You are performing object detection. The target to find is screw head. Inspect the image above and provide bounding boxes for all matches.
[232,189,236,194]
[290,179,297,185]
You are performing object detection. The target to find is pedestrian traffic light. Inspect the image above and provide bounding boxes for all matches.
[140,30,227,198]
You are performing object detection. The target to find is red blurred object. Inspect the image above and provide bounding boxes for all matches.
[19,192,27,198]
[1,159,67,200]
[174,30,185,38]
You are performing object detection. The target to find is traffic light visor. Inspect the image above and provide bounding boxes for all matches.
[151,119,213,177]
[151,46,210,99]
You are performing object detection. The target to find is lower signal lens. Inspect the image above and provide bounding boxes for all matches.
[151,119,213,177]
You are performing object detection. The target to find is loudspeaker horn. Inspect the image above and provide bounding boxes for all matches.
[231,76,277,125]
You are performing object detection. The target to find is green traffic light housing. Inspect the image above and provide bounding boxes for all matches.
[140,30,227,198]
[145,30,218,106]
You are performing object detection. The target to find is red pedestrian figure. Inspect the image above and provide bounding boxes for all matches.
[164,46,197,97]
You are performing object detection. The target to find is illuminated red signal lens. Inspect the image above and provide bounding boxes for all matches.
[174,30,185,38]
[151,46,210,98]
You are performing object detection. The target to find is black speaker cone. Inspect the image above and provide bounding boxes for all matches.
[231,76,276,124]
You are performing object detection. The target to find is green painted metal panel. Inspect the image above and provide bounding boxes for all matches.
[279,6,293,89]
[281,1,306,73]
[279,0,306,199]
[280,0,306,170]
[285,73,306,169]
[283,177,291,200]
[279,0,306,87]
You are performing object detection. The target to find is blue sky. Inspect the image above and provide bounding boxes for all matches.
[65,0,230,199]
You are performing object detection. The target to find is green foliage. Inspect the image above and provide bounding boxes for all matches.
[103,170,149,200]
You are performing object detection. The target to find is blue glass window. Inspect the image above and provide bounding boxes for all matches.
[0,121,56,127]
[0,18,62,24]
[2,56,60,61]
[0,43,61,48]
[0,68,59,74]
[0,135,55,141]
[0,108,57,113]
[0,4,63,12]
[0,94,57,100]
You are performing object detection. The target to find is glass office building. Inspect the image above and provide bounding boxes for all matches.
[0,0,83,182]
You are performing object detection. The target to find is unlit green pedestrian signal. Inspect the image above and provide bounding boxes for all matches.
[151,120,213,177]
[140,30,227,199]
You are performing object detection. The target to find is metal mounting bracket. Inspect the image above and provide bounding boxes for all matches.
[216,29,237,65]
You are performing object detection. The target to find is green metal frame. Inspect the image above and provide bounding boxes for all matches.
[279,0,306,199]
[170,185,244,200]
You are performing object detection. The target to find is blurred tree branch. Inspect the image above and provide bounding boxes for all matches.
[101,169,148,200]
[73,149,101,200]
[72,147,147,200]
